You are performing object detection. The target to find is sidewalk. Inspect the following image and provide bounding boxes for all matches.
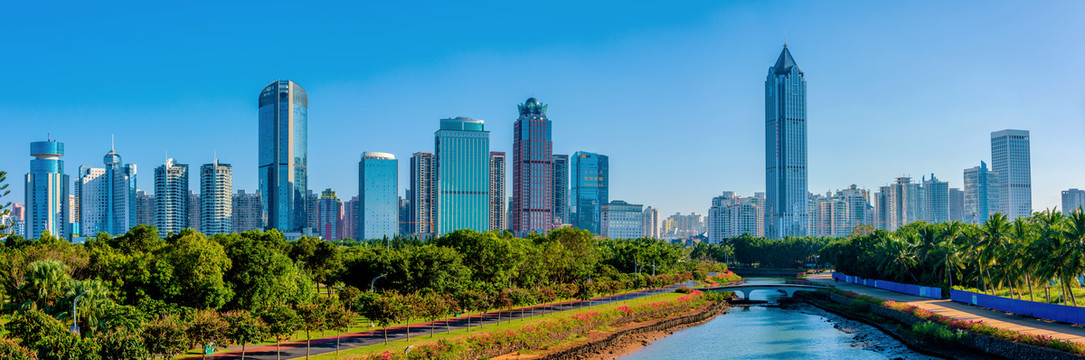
[808,273,1085,343]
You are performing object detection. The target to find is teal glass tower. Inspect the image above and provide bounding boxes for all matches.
[570,151,608,235]
[259,80,308,233]
[359,152,398,239]
[765,45,809,239]
[435,117,490,235]
[25,140,70,239]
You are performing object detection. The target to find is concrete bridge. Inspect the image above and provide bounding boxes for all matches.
[698,282,830,300]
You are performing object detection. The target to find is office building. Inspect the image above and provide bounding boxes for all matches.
[409,152,436,236]
[232,190,263,233]
[318,188,342,240]
[258,80,308,233]
[135,190,154,227]
[75,147,137,237]
[511,98,554,234]
[1063,189,1085,214]
[873,177,922,231]
[154,158,188,236]
[342,196,359,240]
[25,140,70,239]
[570,151,609,234]
[489,152,507,231]
[963,162,999,224]
[601,200,644,239]
[642,206,660,239]
[306,190,319,233]
[949,188,965,222]
[765,45,809,239]
[200,160,232,235]
[991,129,1032,219]
[435,118,490,234]
[552,154,570,225]
[359,152,398,239]
[922,174,949,223]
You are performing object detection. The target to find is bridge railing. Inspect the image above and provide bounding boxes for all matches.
[784,279,830,287]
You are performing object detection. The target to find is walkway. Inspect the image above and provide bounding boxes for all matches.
[183,283,693,360]
[807,273,1085,344]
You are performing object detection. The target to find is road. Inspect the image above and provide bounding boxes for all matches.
[186,283,694,360]
[808,273,1085,343]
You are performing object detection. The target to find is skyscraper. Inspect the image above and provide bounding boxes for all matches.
[200,159,232,235]
[765,45,809,239]
[570,151,609,235]
[306,190,320,233]
[949,188,965,222]
[318,188,342,240]
[135,190,154,226]
[75,147,137,237]
[642,206,660,239]
[1063,189,1085,214]
[232,190,263,232]
[511,98,554,235]
[552,154,570,225]
[435,118,490,234]
[963,162,999,224]
[877,177,922,231]
[409,152,436,236]
[259,80,308,233]
[154,158,188,236]
[489,152,506,231]
[601,200,643,239]
[25,140,70,239]
[359,152,398,239]
[991,129,1032,219]
[922,174,949,223]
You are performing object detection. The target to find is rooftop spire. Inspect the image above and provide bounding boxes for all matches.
[772,44,802,75]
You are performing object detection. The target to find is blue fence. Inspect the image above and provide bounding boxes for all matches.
[831,272,942,299]
[950,289,1085,325]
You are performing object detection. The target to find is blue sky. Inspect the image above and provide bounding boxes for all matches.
[2,1,1083,215]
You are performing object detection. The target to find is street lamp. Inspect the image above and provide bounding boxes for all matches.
[71,290,90,335]
[370,274,388,292]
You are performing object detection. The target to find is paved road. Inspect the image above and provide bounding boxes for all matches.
[187,283,694,360]
[808,273,1085,343]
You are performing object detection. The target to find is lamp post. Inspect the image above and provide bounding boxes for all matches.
[370,274,387,293]
[71,290,89,335]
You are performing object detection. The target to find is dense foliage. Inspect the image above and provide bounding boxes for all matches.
[689,234,830,268]
[0,225,722,358]
[822,210,1085,306]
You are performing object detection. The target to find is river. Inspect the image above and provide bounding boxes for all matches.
[620,278,937,360]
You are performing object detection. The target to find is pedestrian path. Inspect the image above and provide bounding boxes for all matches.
[808,273,1085,343]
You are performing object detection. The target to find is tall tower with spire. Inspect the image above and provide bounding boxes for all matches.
[765,45,809,239]
[75,143,137,237]
[511,98,554,235]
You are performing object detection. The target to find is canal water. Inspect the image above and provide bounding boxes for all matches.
[621,278,936,360]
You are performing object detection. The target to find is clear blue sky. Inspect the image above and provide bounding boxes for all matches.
[2,1,1083,215]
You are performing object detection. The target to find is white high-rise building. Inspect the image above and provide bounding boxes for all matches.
[154,158,189,236]
[200,159,232,235]
[708,192,764,243]
[922,174,949,223]
[1063,189,1085,214]
[991,129,1032,219]
[601,200,643,239]
[642,206,660,239]
[963,162,999,224]
[232,190,263,232]
[808,185,870,238]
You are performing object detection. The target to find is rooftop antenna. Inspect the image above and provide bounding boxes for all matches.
[111,134,115,151]
[783,31,788,48]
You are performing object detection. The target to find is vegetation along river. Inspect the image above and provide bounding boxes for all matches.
[621,278,937,360]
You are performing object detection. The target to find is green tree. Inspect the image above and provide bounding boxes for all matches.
[261,304,301,360]
[289,236,341,296]
[141,313,189,359]
[219,232,312,310]
[297,300,330,359]
[95,327,149,360]
[8,308,101,360]
[187,309,231,360]
[0,171,12,240]
[0,337,37,360]
[224,310,267,360]
[19,260,73,312]
[158,230,233,309]
[325,303,355,358]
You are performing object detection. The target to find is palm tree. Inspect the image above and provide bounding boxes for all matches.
[978,214,1011,294]
[1035,210,1075,305]
[1007,218,1037,301]
[22,260,73,312]
[876,235,918,283]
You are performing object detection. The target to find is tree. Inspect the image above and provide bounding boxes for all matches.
[325,303,356,358]
[19,260,72,312]
[365,292,402,343]
[297,300,330,358]
[0,337,37,360]
[141,313,189,359]
[261,304,301,360]
[289,236,341,296]
[224,310,267,360]
[8,308,101,360]
[219,232,312,310]
[0,171,12,240]
[157,231,233,309]
[418,292,449,337]
[96,327,149,360]
[187,310,231,360]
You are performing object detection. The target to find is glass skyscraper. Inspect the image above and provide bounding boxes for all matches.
[359,152,398,239]
[258,80,308,233]
[765,45,809,239]
[489,152,506,231]
[25,140,70,239]
[963,161,998,224]
[511,98,554,235]
[570,151,608,235]
[75,147,137,237]
[991,129,1032,219]
[552,154,569,225]
[154,158,189,236]
[435,118,490,235]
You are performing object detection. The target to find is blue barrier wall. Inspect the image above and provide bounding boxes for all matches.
[950,289,1085,326]
[831,272,942,299]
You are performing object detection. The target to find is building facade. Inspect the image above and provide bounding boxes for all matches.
[342,196,359,240]
[570,151,608,235]
[709,192,765,243]
[489,152,507,231]
[154,158,189,236]
[642,206,660,239]
[75,148,137,237]
[601,200,643,239]
[232,190,263,233]
[765,45,809,239]
[200,160,232,235]
[963,162,999,224]
[552,154,570,225]
[511,98,554,235]
[1063,189,1085,214]
[991,129,1032,219]
[435,118,490,234]
[25,140,70,239]
[318,188,343,240]
[922,174,949,224]
[259,79,308,233]
[949,188,965,222]
[135,190,154,226]
[409,152,436,236]
[359,152,399,239]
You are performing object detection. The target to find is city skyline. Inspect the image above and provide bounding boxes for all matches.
[3,2,1083,217]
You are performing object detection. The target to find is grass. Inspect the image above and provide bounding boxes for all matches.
[304,292,686,360]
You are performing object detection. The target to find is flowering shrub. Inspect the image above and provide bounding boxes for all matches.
[347,291,708,360]
[701,271,742,287]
